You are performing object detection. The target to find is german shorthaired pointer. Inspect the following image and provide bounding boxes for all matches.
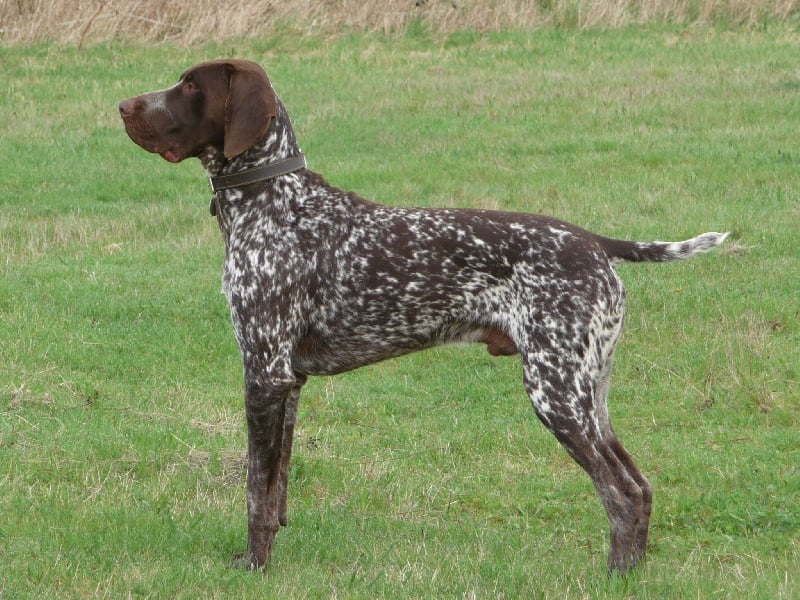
[119,59,727,574]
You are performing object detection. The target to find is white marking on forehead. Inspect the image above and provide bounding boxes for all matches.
[148,81,182,112]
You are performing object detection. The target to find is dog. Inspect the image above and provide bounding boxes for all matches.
[119,59,727,573]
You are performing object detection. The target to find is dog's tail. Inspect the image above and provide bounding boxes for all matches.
[597,231,730,264]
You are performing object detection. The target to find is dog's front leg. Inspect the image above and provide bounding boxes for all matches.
[238,354,298,571]
[278,375,305,527]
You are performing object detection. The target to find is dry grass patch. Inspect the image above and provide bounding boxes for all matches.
[2,0,800,45]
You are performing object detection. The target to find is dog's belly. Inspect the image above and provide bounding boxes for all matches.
[292,321,517,376]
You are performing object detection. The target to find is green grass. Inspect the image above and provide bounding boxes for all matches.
[1,26,798,598]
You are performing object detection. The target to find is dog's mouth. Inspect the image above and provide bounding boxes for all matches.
[120,111,186,163]
[159,148,182,163]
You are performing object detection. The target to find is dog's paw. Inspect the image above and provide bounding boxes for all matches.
[231,552,258,571]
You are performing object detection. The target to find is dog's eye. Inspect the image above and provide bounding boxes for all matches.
[182,78,197,94]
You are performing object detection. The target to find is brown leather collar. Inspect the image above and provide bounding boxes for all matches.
[209,154,306,216]
[208,154,306,194]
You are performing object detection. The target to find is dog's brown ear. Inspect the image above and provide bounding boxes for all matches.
[223,61,276,158]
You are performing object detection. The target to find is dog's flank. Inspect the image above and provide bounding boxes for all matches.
[120,59,727,574]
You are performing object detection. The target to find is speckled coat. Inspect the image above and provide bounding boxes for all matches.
[120,59,728,574]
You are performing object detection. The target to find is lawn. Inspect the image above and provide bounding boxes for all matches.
[0,24,798,598]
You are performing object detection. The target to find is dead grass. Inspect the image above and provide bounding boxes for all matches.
[2,0,799,45]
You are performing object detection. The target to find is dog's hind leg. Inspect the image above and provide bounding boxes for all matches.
[519,314,651,573]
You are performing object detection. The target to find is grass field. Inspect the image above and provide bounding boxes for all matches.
[1,21,799,600]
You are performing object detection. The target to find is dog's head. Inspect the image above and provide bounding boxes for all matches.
[119,59,277,162]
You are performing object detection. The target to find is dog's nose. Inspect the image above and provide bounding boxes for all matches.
[119,98,136,118]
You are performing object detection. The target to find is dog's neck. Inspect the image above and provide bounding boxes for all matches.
[201,98,309,236]
[199,99,302,178]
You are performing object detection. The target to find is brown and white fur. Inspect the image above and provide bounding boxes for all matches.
[119,59,728,574]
